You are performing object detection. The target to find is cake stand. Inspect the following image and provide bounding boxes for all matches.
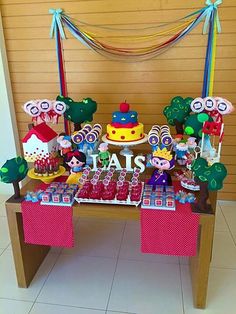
[28,166,66,184]
[102,134,148,156]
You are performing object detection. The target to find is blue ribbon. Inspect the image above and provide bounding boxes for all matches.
[49,8,66,39]
[202,10,214,97]
[203,0,222,34]
[62,16,92,49]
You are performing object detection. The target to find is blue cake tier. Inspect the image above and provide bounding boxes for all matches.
[111,111,138,125]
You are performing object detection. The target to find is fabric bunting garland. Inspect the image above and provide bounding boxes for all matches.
[49,0,222,133]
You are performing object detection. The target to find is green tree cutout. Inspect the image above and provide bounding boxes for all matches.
[57,95,97,131]
[0,156,28,199]
[163,96,193,134]
[191,158,227,212]
[184,112,213,138]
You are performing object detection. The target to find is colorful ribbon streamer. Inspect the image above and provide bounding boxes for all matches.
[202,1,221,98]
[49,8,66,39]
[49,9,70,135]
[49,1,222,132]
[203,0,222,34]
[49,3,222,56]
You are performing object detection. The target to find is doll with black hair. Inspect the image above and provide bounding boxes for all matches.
[65,150,86,184]
[147,148,175,186]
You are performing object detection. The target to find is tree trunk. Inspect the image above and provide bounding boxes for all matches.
[198,181,209,211]
[173,119,184,135]
[12,180,21,199]
[192,179,213,213]
[74,123,82,132]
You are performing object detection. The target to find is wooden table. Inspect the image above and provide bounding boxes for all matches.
[5,179,217,309]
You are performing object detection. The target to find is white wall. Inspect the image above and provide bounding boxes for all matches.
[0,11,21,195]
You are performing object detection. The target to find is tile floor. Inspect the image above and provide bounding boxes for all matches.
[0,197,236,314]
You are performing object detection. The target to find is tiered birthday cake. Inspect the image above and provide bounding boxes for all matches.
[106,102,144,142]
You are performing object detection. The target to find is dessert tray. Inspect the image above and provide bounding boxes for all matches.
[141,184,176,211]
[74,167,144,207]
[174,170,200,191]
[28,166,66,184]
[181,179,200,191]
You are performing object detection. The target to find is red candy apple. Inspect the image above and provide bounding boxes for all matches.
[120,102,130,113]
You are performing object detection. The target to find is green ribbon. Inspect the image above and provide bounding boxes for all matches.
[49,8,66,39]
[203,0,222,34]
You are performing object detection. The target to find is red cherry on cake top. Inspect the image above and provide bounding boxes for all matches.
[120,102,130,113]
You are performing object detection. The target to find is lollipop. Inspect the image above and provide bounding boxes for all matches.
[85,132,97,143]
[190,98,205,113]
[23,101,41,117]
[131,178,138,187]
[91,178,97,186]
[81,128,90,135]
[117,180,124,187]
[93,123,102,128]
[151,125,161,132]
[83,166,91,175]
[37,100,53,123]
[95,171,101,178]
[106,171,113,178]
[96,168,103,175]
[23,101,35,112]
[148,133,159,146]
[132,172,140,179]
[93,124,102,135]
[103,178,110,187]
[71,132,85,145]
[81,173,88,180]
[161,125,170,130]
[118,176,125,182]
[78,177,85,185]
[148,129,159,135]
[83,124,92,133]
[93,174,100,181]
[119,171,126,178]
[161,134,173,146]
[91,129,100,137]
[217,98,234,115]
[53,100,67,115]
[38,100,52,113]
[204,97,216,111]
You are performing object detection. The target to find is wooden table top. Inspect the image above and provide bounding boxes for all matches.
[5,171,217,220]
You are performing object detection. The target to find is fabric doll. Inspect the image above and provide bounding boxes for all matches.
[98,143,111,168]
[65,150,86,184]
[147,148,175,186]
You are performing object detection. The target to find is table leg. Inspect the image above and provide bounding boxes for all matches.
[189,214,215,308]
[6,206,50,288]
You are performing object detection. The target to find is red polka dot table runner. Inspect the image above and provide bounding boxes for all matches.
[21,177,74,248]
[22,201,74,247]
[141,181,200,256]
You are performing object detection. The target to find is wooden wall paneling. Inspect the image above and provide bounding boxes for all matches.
[1,0,236,200]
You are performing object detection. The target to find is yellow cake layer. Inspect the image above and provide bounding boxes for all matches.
[107,123,144,142]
